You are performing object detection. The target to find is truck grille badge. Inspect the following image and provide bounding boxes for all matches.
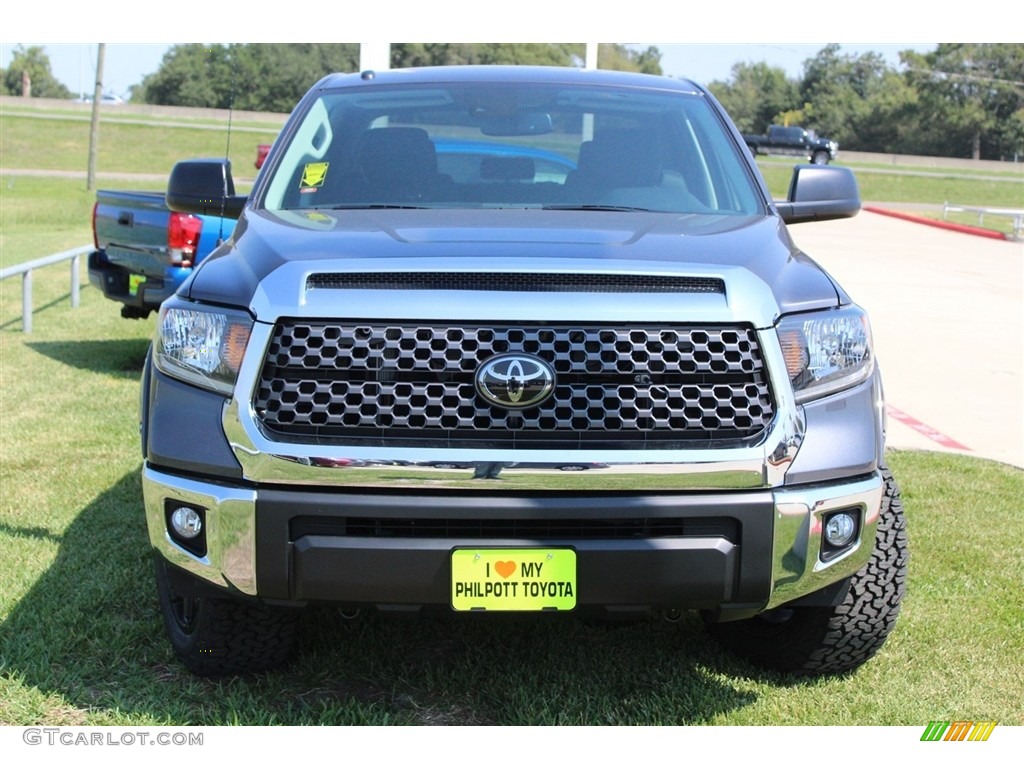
[475,354,556,409]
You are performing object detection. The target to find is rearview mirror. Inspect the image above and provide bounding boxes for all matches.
[480,112,554,137]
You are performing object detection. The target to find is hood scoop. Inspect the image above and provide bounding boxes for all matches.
[305,272,725,294]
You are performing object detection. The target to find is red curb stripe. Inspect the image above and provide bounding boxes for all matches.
[864,206,1010,241]
[887,406,972,451]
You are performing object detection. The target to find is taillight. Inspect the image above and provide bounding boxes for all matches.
[92,201,99,249]
[168,212,202,267]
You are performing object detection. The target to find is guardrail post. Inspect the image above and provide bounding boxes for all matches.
[71,253,81,309]
[22,269,33,334]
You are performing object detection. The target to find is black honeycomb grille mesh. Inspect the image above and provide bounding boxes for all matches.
[254,322,774,448]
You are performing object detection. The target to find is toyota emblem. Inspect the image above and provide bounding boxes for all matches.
[474,354,556,409]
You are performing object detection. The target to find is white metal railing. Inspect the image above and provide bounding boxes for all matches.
[0,245,92,333]
[943,202,1024,239]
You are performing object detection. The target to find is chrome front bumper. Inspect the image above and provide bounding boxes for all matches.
[143,465,882,611]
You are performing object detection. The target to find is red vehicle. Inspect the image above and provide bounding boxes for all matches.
[256,143,271,169]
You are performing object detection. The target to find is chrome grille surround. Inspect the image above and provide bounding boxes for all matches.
[253,321,774,448]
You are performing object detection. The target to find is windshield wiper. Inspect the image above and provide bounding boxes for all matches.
[328,203,432,210]
[541,204,654,212]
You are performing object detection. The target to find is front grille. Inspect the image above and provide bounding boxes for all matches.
[290,515,739,541]
[254,322,774,448]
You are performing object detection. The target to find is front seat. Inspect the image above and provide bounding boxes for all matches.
[352,127,444,203]
[565,129,664,201]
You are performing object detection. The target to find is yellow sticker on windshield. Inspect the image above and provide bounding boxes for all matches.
[300,162,329,190]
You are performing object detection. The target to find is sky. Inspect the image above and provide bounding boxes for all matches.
[1,3,985,100]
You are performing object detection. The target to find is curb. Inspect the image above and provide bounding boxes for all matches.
[863,206,1012,241]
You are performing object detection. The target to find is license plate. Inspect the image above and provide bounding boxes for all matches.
[451,548,576,611]
[128,274,146,296]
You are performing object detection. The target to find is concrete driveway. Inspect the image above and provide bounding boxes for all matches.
[791,210,1023,468]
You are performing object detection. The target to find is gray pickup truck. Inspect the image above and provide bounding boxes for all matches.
[144,66,906,677]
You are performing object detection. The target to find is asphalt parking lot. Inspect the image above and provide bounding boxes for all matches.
[791,210,1023,468]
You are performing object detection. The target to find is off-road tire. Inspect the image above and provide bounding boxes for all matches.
[707,467,907,675]
[155,556,299,676]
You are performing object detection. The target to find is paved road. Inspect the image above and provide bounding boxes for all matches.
[793,210,1023,468]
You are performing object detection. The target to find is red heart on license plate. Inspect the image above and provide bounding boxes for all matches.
[495,561,516,579]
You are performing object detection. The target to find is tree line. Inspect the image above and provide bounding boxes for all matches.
[4,43,1021,161]
[708,43,1023,161]
[128,43,661,114]
[2,45,72,99]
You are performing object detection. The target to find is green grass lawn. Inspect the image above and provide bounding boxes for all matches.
[1,108,280,178]
[756,160,1024,237]
[757,162,1024,209]
[1,110,1022,727]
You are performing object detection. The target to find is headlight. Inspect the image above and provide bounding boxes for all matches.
[154,302,252,395]
[777,306,874,403]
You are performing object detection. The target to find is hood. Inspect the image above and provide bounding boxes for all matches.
[186,207,840,326]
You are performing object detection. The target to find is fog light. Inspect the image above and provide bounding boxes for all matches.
[824,512,857,548]
[170,506,203,539]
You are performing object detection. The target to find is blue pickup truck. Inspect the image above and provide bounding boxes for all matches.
[88,187,237,319]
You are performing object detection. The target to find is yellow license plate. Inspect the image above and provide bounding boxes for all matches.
[451,548,576,611]
[128,274,146,296]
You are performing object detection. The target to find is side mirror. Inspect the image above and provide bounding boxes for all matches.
[776,165,860,224]
[167,159,247,219]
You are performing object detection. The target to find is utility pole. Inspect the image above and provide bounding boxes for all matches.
[583,44,599,143]
[87,44,105,191]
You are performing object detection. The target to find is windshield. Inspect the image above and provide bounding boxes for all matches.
[261,81,762,215]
